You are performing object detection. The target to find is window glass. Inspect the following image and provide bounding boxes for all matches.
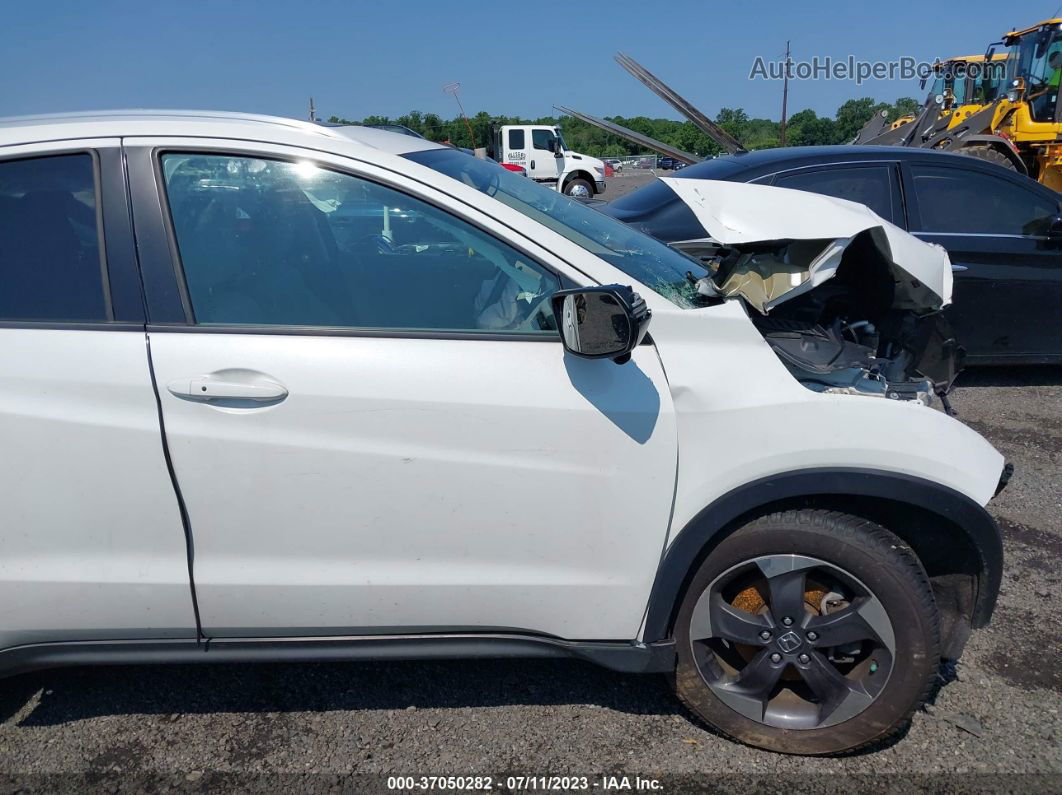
[161,154,561,333]
[773,166,895,222]
[532,129,556,151]
[0,153,107,321]
[1008,27,1062,122]
[911,165,1057,235]
[508,129,525,150]
[406,148,708,308]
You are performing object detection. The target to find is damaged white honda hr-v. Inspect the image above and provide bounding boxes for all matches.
[0,111,1008,755]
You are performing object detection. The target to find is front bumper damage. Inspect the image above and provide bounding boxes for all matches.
[661,178,964,405]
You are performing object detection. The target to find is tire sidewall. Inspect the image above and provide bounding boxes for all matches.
[673,516,939,755]
[962,145,1017,170]
[563,178,593,197]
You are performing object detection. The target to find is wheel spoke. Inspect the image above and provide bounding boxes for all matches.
[798,651,874,725]
[712,649,786,722]
[697,593,772,645]
[764,568,807,625]
[804,599,881,647]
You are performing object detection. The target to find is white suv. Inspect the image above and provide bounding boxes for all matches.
[0,111,1007,755]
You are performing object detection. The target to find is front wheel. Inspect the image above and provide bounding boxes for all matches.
[563,178,594,198]
[672,509,940,755]
[958,144,1017,171]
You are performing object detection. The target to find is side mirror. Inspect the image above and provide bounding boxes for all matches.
[1048,215,1062,239]
[551,285,652,364]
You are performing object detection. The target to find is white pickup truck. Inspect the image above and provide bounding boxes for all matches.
[491,123,606,197]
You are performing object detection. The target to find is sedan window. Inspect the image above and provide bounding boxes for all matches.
[772,166,896,223]
[161,154,561,333]
[0,153,108,321]
[911,165,1058,236]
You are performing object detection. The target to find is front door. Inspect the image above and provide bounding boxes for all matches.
[529,128,563,186]
[904,162,1062,361]
[135,145,677,641]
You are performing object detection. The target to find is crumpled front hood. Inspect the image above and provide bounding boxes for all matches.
[660,178,953,311]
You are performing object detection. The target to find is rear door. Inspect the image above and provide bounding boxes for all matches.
[0,141,196,650]
[767,162,903,226]
[128,139,677,641]
[502,127,529,171]
[902,161,1062,361]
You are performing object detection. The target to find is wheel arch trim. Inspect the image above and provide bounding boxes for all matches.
[561,170,596,192]
[641,468,1003,644]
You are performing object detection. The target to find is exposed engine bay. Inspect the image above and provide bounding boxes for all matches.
[657,179,964,407]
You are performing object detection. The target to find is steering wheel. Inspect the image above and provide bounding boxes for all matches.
[355,233,398,254]
[515,291,557,332]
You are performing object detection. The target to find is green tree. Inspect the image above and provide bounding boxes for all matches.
[833,98,891,143]
[891,96,922,121]
[323,93,928,159]
[786,109,836,146]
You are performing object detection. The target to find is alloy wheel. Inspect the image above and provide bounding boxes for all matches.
[688,554,896,730]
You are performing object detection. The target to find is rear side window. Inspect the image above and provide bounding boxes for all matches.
[911,165,1058,235]
[773,166,896,223]
[508,129,525,149]
[0,154,108,321]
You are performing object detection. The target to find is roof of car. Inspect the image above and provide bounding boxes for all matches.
[673,144,1015,180]
[0,110,444,155]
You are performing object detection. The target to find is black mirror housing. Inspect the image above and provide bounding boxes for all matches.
[551,285,652,364]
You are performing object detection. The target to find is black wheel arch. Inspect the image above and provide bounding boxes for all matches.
[562,171,597,194]
[642,468,1003,658]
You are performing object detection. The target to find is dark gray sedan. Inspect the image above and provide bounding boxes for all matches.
[603,146,1062,364]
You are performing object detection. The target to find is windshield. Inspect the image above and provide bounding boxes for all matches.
[1008,25,1062,122]
[405,149,706,307]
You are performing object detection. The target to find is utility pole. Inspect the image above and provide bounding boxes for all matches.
[308,97,317,122]
[780,41,791,147]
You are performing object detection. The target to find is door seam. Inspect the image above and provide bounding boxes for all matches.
[143,332,205,642]
[121,137,204,642]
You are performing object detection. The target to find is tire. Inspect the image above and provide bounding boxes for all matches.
[671,509,940,755]
[563,178,594,198]
[959,144,1018,171]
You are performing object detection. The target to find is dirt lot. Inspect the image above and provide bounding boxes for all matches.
[0,171,1059,790]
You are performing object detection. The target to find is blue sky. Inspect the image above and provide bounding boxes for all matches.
[0,1,1043,122]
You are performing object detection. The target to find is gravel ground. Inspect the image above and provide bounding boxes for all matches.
[0,170,1058,791]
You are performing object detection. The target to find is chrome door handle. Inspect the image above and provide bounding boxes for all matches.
[167,372,288,403]
[951,264,969,272]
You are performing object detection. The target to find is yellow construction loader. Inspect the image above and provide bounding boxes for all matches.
[888,53,1008,131]
[990,18,1062,189]
[858,19,1062,189]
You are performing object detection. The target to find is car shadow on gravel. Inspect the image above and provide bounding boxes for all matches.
[1,658,685,728]
[0,656,930,756]
[955,365,1062,388]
